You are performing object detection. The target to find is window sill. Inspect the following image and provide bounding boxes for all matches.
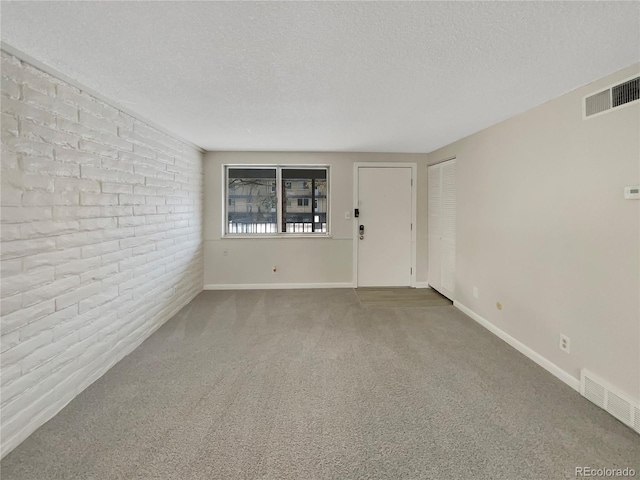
[222,234,332,239]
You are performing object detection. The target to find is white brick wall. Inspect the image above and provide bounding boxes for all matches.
[0,51,204,458]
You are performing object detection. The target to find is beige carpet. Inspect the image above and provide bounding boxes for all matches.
[2,289,638,479]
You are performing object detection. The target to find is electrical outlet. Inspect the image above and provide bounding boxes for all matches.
[173,286,177,295]
[345,211,351,219]
[473,287,478,299]
[559,334,570,354]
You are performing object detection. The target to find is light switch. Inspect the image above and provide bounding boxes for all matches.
[345,211,351,219]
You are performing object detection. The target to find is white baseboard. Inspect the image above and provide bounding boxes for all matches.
[414,282,431,289]
[453,301,580,392]
[203,282,355,290]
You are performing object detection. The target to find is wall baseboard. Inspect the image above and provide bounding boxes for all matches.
[453,301,580,392]
[203,282,355,290]
[414,282,431,289]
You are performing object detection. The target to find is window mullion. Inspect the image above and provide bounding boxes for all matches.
[276,167,283,234]
[311,177,316,233]
[224,166,228,235]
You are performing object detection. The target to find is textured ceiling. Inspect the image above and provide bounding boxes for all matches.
[2,1,639,153]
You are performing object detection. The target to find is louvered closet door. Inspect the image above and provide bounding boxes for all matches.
[428,159,456,300]
[427,164,442,293]
[439,160,456,300]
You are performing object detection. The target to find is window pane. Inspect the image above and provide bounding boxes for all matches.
[227,168,277,234]
[282,169,327,233]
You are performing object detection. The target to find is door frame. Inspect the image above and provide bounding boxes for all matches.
[352,162,417,288]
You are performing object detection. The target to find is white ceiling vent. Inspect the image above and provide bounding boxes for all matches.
[584,75,639,119]
[581,369,640,434]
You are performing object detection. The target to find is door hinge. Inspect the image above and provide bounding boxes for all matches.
[410,268,413,274]
[411,178,413,186]
[411,223,413,230]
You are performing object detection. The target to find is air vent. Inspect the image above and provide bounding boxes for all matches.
[584,75,639,119]
[612,77,639,107]
[585,90,611,116]
[581,369,640,434]
[608,391,632,425]
[583,375,605,408]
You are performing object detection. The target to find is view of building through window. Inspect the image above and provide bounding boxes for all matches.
[227,168,277,233]
[282,168,327,233]
[226,167,328,234]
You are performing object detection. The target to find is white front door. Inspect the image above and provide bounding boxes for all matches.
[356,167,413,287]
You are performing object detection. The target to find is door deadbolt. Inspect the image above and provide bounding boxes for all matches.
[359,224,364,240]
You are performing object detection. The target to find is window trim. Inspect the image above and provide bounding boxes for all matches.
[222,164,331,238]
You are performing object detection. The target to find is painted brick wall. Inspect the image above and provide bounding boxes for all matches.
[0,51,204,457]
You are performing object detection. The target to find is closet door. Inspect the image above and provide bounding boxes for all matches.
[428,160,456,300]
[439,160,456,300]
[427,164,442,293]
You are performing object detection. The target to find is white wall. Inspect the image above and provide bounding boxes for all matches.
[0,51,204,457]
[429,64,640,400]
[204,152,428,287]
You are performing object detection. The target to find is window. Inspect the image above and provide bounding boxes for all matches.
[282,168,327,233]
[226,168,277,234]
[225,166,329,235]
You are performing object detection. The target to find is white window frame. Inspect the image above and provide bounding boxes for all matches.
[222,164,331,238]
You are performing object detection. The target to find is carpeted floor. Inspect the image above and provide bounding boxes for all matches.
[1,289,638,479]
